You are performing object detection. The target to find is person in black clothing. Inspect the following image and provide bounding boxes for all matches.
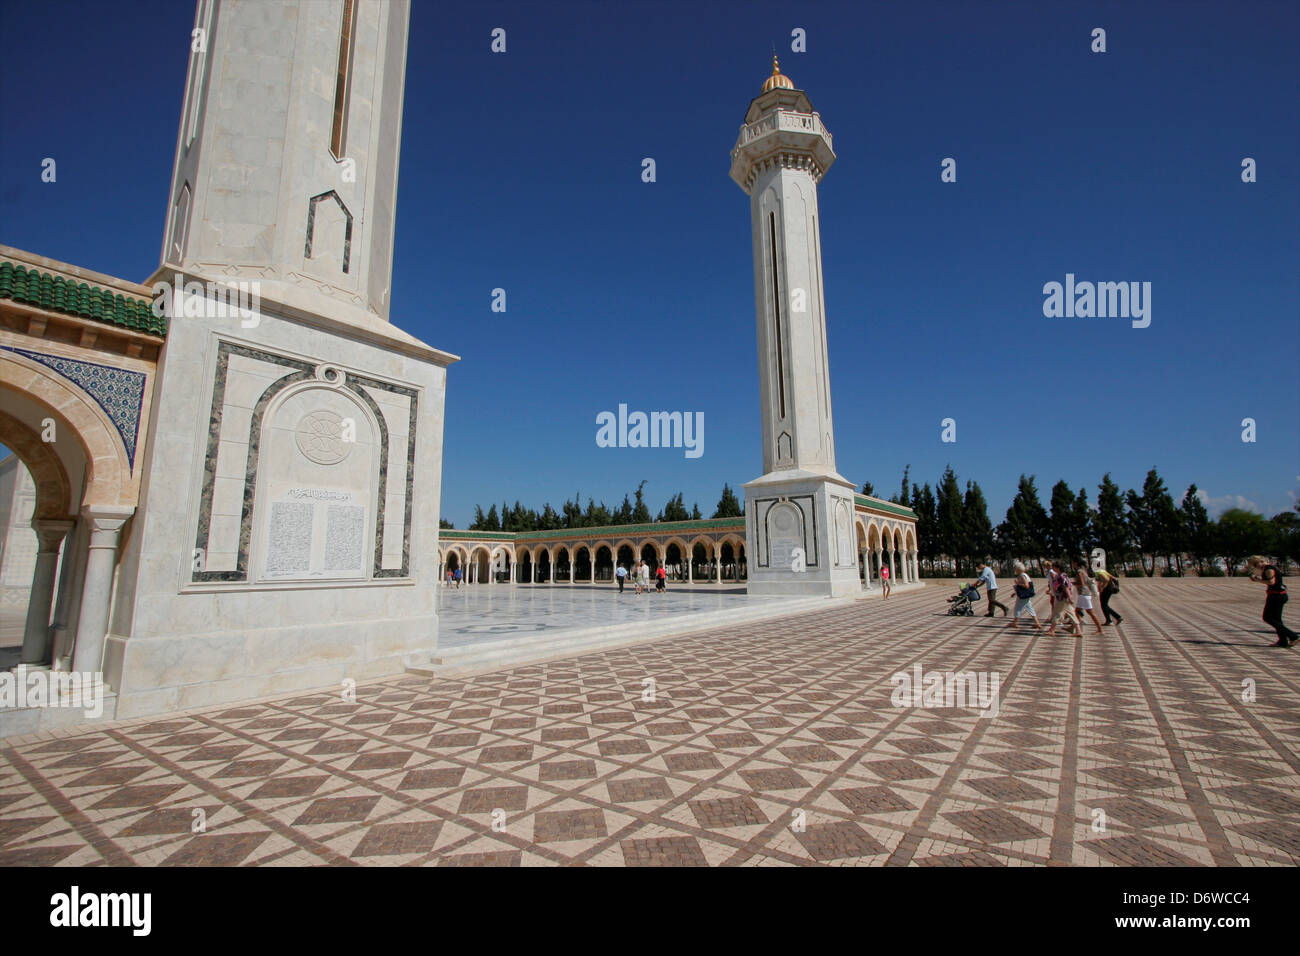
[1246,556,1297,648]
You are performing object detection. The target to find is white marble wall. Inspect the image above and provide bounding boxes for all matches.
[104,298,449,718]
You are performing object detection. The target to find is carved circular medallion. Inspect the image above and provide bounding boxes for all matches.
[772,507,797,534]
[294,410,351,465]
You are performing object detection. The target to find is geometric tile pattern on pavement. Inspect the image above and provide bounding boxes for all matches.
[2,578,1297,866]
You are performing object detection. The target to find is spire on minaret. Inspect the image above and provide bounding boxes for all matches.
[761,53,794,93]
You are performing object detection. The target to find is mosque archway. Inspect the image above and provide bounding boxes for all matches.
[470,546,490,585]
[0,349,142,674]
[640,543,659,572]
[616,544,635,572]
[594,545,613,581]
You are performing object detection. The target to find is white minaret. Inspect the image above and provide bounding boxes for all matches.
[100,0,457,717]
[731,58,860,597]
[159,0,410,326]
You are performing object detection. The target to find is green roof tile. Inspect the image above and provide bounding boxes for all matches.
[440,498,915,544]
[854,494,917,518]
[0,260,165,337]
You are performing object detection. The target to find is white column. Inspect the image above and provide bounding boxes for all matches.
[49,519,88,665]
[70,507,132,675]
[912,551,920,582]
[714,544,720,583]
[888,548,896,583]
[531,555,537,584]
[20,519,74,665]
[688,551,693,584]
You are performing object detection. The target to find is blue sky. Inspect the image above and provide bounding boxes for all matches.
[2,0,1297,526]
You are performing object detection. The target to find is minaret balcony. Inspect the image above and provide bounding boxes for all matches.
[730,110,836,192]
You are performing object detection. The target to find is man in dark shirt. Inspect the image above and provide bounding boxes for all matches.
[1247,556,1297,647]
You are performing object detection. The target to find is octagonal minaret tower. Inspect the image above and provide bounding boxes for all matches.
[732,58,860,597]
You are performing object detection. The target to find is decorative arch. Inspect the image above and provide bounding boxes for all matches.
[663,536,690,559]
[469,546,491,584]
[763,500,805,563]
[573,545,592,582]
[0,407,73,519]
[0,350,134,509]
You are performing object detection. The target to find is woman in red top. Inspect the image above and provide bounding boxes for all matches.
[655,564,667,593]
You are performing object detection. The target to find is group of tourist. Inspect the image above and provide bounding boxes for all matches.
[614,560,667,594]
[961,558,1122,636]
[957,555,1296,648]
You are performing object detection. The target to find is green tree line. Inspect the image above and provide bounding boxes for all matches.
[457,481,745,532]
[867,465,1298,578]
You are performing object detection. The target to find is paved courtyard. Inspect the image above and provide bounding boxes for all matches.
[1,578,1297,866]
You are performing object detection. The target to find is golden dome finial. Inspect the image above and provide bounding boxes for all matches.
[761,53,794,93]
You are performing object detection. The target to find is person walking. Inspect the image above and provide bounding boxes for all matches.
[1045,561,1079,636]
[1006,561,1041,630]
[1246,555,1298,648]
[975,561,1009,617]
[454,566,462,589]
[655,564,667,593]
[1071,557,1105,635]
[639,560,651,594]
[1094,566,1123,625]
[880,563,891,599]
[615,563,627,593]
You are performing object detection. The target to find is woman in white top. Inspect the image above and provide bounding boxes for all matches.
[1071,557,1105,635]
[1006,562,1041,630]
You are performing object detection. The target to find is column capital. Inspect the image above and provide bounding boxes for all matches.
[81,505,134,547]
[31,518,75,552]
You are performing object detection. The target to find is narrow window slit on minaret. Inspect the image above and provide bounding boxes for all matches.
[768,212,786,420]
[330,0,358,160]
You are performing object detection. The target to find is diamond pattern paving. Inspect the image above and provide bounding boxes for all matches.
[1,578,1297,866]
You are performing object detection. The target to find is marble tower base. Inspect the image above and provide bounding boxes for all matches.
[744,471,862,598]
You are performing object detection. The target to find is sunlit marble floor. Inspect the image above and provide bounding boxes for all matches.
[434,583,798,648]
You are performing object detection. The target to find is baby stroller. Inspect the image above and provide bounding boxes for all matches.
[946,582,982,616]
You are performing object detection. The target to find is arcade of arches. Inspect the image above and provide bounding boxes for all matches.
[437,500,919,589]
